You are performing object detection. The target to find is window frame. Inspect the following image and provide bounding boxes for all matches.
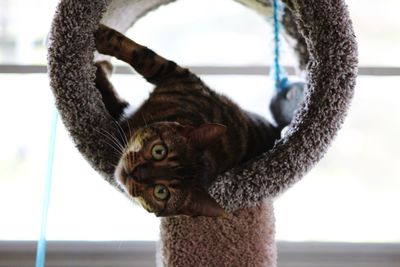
[1,65,399,265]
[1,64,400,76]
[1,240,399,267]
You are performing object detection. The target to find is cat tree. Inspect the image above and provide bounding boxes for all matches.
[47,0,357,266]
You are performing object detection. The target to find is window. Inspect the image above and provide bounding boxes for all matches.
[0,0,399,264]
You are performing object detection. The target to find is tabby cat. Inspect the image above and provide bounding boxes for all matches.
[94,24,285,217]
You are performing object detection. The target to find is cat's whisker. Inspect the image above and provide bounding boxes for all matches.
[107,161,119,171]
[99,129,125,154]
[103,127,126,153]
[126,120,133,143]
[109,122,123,147]
[105,147,122,158]
[94,127,125,155]
[103,139,124,157]
[112,120,129,148]
[110,162,118,168]
[141,112,148,128]
[98,137,122,155]
[122,124,130,147]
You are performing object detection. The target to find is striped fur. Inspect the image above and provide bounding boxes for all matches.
[94,24,281,217]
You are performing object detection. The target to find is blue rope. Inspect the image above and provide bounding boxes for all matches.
[36,107,58,267]
[272,0,289,92]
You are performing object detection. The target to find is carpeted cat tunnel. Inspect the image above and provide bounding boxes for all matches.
[47,0,357,266]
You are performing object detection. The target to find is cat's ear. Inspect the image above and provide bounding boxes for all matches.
[180,186,227,217]
[184,123,226,150]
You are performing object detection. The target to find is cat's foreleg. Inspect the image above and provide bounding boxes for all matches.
[94,24,192,85]
[94,60,129,120]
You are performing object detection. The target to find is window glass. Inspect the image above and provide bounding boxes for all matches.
[130,0,400,67]
[0,0,399,67]
[347,0,400,67]
[0,0,399,244]
[0,0,57,64]
[275,76,400,242]
[0,74,53,240]
[0,74,399,242]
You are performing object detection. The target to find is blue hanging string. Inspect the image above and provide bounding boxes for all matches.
[36,107,58,267]
[272,0,289,92]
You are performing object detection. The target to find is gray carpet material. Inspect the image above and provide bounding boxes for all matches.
[47,0,357,266]
[209,0,358,212]
[160,200,276,266]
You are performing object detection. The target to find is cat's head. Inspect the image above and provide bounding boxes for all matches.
[115,121,226,217]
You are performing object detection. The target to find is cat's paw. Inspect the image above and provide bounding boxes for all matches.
[94,24,115,55]
[95,60,113,77]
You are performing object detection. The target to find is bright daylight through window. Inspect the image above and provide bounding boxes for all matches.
[0,0,399,244]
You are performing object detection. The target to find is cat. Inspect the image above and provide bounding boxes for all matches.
[94,24,285,217]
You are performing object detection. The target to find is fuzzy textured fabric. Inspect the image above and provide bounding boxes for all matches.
[209,0,358,211]
[160,200,276,266]
[47,0,357,266]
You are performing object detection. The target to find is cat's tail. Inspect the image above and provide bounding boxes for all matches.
[94,24,194,85]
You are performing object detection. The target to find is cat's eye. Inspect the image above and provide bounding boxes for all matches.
[153,184,169,200]
[151,144,167,161]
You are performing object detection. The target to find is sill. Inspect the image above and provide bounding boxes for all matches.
[1,241,399,267]
[1,64,400,76]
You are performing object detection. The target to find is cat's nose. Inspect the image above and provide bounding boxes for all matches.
[132,164,149,182]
